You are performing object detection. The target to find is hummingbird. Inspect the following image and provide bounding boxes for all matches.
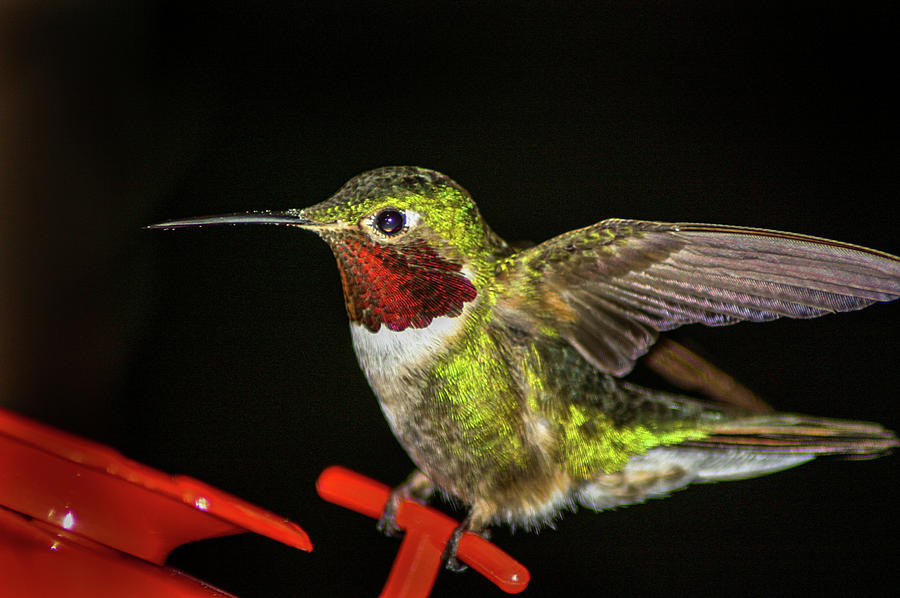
[151,166,899,569]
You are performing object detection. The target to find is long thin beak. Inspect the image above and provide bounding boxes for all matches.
[146,211,324,230]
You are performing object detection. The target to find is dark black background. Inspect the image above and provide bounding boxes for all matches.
[2,2,898,596]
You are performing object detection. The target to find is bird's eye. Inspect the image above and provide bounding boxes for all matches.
[375,209,405,235]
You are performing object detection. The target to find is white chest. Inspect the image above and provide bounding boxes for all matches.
[349,315,465,392]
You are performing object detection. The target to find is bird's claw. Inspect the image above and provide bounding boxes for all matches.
[441,523,468,571]
[376,492,404,537]
[441,517,491,572]
[377,469,434,538]
[443,552,468,572]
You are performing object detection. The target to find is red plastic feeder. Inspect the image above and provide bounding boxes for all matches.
[0,407,530,597]
[317,466,530,596]
[0,407,311,597]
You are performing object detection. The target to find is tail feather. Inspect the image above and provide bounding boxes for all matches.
[690,415,898,457]
[576,414,897,512]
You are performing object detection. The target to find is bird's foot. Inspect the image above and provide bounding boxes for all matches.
[441,517,490,572]
[442,523,468,572]
[376,469,434,538]
[376,491,404,538]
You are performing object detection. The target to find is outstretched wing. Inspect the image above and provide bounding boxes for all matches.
[496,219,900,376]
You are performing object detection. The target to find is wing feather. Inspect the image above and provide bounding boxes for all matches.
[497,220,899,376]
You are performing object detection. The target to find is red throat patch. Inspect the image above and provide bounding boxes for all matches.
[330,236,478,332]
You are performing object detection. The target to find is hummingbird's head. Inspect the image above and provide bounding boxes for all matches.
[295,166,510,332]
[151,166,508,333]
